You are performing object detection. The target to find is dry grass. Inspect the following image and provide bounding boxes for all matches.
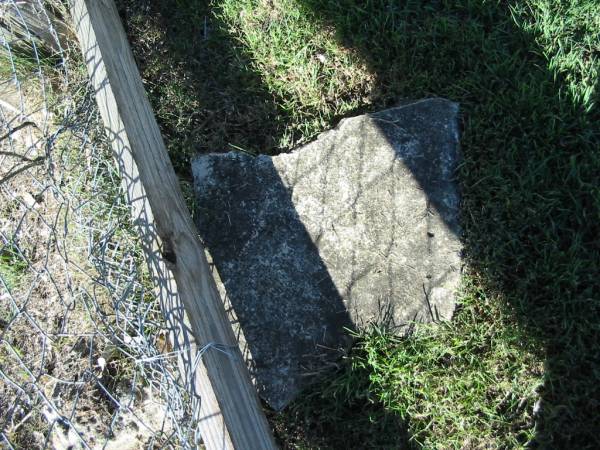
[1,4,175,448]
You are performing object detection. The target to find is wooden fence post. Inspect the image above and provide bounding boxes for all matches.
[71,1,277,448]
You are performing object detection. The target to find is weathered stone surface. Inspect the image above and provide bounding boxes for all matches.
[192,98,462,410]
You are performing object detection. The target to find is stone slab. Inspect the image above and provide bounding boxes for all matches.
[192,98,462,410]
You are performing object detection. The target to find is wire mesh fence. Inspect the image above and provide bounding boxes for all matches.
[0,1,198,448]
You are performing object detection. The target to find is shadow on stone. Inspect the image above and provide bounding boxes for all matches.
[193,98,462,410]
[194,150,354,411]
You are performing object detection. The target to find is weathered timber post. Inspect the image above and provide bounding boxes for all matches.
[71,1,277,448]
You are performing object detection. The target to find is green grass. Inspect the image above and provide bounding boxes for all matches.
[118,0,599,448]
[275,284,543,449]
[0,245,27,292]
[0,15,65,81]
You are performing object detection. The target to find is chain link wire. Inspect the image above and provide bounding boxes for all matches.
[0,1,198,447]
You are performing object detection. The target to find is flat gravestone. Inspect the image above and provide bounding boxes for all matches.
[192,98,462,410]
